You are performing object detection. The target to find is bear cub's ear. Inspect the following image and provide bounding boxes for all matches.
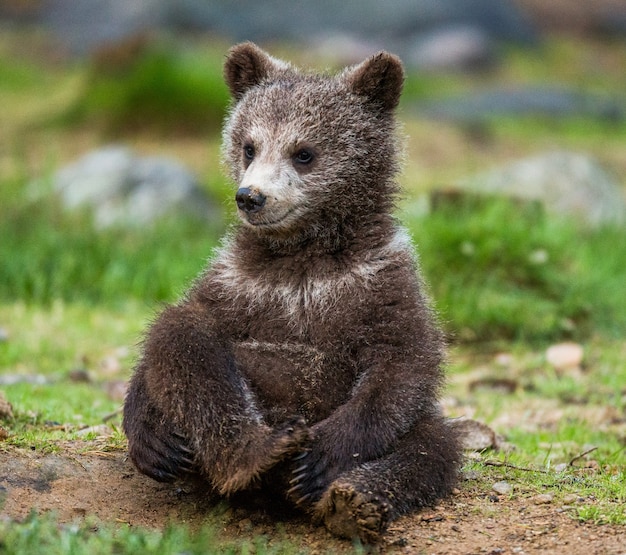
[224,42,289,100]
[342,52,405,112]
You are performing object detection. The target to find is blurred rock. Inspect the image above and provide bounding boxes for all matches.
[104,380,128,402]
[0,374,50,386]
[415,86,624,122]
[68,369,92,383]
[533,493,553,504]
[0,391,13,419]
[492,480,513,495]
[52,145,218,229]
[546,342,584,372]
[99,355,122,376]
[406,25,496,72]
[453,151,626,228]
[18,0,537,64]
[517,0,626,38]
[75,424,113,437]
[451,418,500,451]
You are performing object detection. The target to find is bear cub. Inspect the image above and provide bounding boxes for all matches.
[123,42,461,545]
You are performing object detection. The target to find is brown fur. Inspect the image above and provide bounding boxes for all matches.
[123,42,461,544]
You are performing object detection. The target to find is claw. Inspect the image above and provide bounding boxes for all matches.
[151,468,178,482]
[289,471,307,485]
[287,483,303,496]
[292,463,308,474]
[295,493,312,506]
[293,451,310,461]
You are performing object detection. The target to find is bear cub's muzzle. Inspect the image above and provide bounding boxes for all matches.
[236,187,267,214]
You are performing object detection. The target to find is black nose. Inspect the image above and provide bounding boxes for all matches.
[236,187,266,213]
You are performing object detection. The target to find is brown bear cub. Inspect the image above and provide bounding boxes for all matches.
[123,42,461,545]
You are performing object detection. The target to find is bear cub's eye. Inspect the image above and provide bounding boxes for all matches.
[293,148,314,165]
[243,144,255,161]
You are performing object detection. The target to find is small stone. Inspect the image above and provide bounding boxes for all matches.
[75,424,112,437]
[494,352,514,367]
[492,481,513,495]
[100,355,122,376]
[546,342,584,372]
[554,463,568,473]
[0,392,13,419]
[451,418,499,451]
[562,494,579,504]
[104,380,128,402]
[68,369,92,383]
[533,493,553,504]
[528,249,549,265]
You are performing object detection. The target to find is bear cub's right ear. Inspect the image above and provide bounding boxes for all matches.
[224,42,289,100]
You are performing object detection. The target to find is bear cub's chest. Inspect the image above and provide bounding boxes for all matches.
[233,338,356,425]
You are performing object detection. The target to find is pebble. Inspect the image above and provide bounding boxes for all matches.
[546,342,584,371]
[494,352,514,367]
[104,380,128,402]
[533,493,553,504]
[100,355,122,376]
[492,481,513,495]
[75,424,112,437]
[0,374,50,386]
[68,369,92,383]
[0,392,13,419]
[452,418,499,451]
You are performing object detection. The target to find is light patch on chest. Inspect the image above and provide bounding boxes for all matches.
[211,227,413,324]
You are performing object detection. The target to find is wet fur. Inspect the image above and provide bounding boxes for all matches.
[123,42,461,544]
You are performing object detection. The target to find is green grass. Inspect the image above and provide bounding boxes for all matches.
[0,511,308,555]
[3,175,626,343]
[64,39,231,135]
[409,196,626,342]
[464,456,626,525]
[0,175,220,306]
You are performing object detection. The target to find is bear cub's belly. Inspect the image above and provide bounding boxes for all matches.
[233,340,353,425]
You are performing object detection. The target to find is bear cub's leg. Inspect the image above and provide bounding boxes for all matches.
[315,416,460,544]
[123,303,311,495]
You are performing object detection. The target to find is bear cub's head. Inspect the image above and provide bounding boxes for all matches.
[222,42,404,242]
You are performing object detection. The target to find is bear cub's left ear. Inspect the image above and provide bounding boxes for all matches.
[224,42,289,100]
[342,52,405,112]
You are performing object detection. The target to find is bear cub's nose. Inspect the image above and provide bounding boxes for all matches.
[236,187,266,213]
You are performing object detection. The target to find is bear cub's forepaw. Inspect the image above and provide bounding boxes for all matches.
[219,416,311,495]
[317,482,392,545]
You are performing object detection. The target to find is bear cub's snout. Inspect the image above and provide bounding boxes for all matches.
[236,187,267,213]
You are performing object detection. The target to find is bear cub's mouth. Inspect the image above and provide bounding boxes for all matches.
[240,206,297,229]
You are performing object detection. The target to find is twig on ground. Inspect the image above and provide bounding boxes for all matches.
[569,446,598,467]
[102,407,123,423]
[481,459,549,474]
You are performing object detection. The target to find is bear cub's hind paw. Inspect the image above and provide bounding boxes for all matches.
[318,482,392,545]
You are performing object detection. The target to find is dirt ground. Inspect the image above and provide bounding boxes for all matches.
[1,440,624,554]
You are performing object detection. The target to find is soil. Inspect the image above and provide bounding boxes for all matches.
[1,440,624,554]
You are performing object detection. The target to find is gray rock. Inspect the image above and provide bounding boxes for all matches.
[53,145,218,228]
[31,0,537,59]
[451,418,500,451]
[492,480,513,495]
[456,151,626,228]
[406,25,496,72]
[415,86,624,122]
